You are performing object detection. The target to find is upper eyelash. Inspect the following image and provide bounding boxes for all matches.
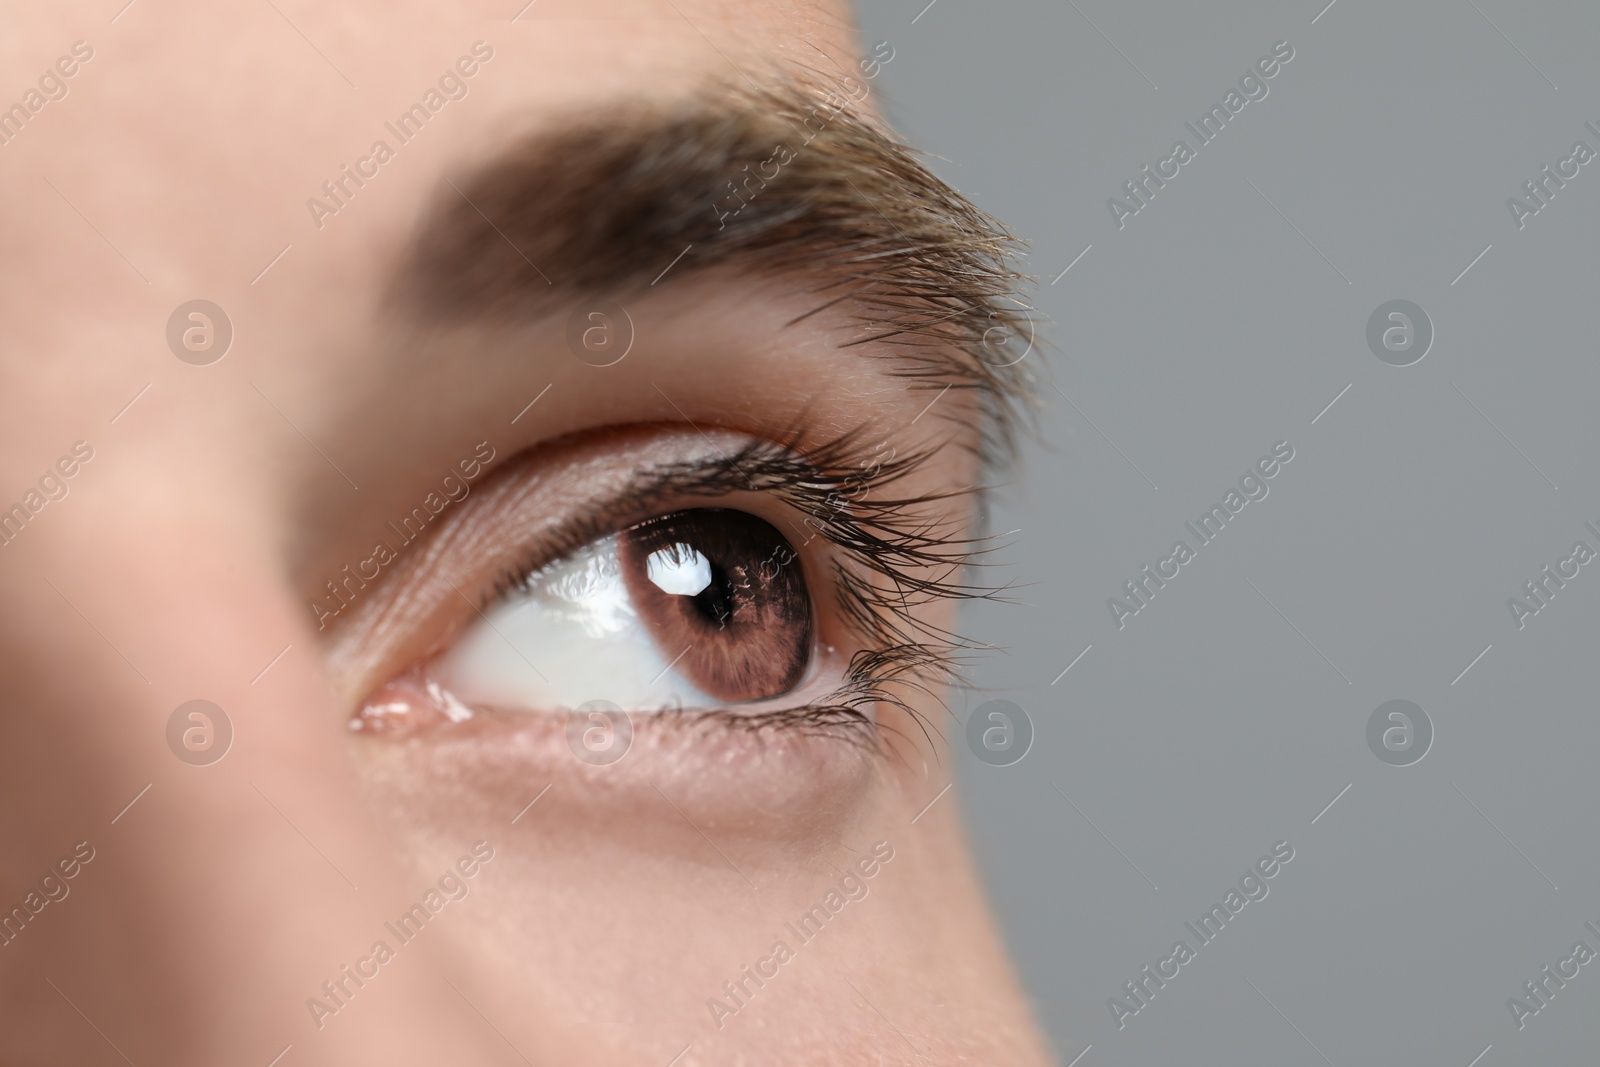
[486,424,1010,755]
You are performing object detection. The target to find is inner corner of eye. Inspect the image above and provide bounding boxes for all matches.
[425,507,818,718]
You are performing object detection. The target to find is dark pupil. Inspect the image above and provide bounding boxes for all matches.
[617,509,811,703]
[691,569,735,629]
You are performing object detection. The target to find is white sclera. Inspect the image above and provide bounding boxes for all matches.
[434,535,718,713]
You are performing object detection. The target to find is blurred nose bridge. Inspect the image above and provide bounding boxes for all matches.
[0,496,522,1064]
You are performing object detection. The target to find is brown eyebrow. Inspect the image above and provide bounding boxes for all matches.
[391,75,1034,465]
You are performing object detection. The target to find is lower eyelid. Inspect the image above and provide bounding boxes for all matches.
[351,648,859,738]
[354,692,883,852]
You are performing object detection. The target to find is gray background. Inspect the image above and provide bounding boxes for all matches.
[856,0,1600,1064]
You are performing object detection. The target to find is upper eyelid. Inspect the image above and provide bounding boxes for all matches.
[480,431,904,604]
[483,452,818,609]
[470,427,863,597]
[478,428,991,655]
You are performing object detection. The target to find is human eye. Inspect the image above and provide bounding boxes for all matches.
[343,426,984,748]
[435,507,815,713]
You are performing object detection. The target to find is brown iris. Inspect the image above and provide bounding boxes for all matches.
[617,509,811,703]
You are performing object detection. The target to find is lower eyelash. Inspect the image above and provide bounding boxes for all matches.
[677,644,965,760]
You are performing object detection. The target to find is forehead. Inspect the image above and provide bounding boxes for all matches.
[0,2,854,391]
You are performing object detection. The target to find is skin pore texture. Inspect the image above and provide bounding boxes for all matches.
[0,2,1051,1065]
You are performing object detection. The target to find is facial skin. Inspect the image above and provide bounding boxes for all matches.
[0,2,1050,1065]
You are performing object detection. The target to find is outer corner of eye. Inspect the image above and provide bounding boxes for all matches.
[358,507,828,733]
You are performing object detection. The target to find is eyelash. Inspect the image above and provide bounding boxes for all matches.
[479,425,1003,753]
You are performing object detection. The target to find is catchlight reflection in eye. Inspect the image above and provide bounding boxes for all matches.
[646,543,713,597]
[434,509,814,713]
